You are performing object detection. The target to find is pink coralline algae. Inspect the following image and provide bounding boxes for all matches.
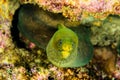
[80,0,120,13]
[49,65,64,80]
[30,67,49,80]
[0,0,16,53]
[113,56,120,79]
[80,0,105,13]
[0,21,13,53]
[11,66,29,80]
[35,0,120,21]
[113,3,120,14]
[35,0,64,12]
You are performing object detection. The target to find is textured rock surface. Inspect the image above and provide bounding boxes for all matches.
[0,0,120,79]
[91,15,120,46]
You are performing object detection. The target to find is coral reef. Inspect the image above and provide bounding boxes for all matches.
[18,0,120,22]
[0,0,120,80]
[93,47,117,74]
[34,0,120,21]
[18,4,93,67]
[91,15,120,46]
[18,1,120,47]
[0,0,15,53]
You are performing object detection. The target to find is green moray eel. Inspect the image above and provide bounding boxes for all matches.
[17,4,93,67]
[18,4,80,49]
[46,24,93,67]
[46,24,78,67]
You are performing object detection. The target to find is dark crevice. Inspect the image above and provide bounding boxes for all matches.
[11,4,28,48]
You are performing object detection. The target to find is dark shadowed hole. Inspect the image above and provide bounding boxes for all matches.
[11,4,27,48]
[48,76,54,80]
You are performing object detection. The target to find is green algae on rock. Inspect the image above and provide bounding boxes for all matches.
[91,15,120,46]
[18,4,93,67]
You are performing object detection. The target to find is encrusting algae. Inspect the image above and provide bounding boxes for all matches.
[0,0,120,79]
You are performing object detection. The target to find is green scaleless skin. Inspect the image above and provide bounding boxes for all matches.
[18,4,93,67]
[46,24,93,67]
[46,24,78,67]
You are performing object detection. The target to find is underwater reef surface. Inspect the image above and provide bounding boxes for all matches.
[91,15,120,46]
[0,0,120,80]
[19,0,120,21]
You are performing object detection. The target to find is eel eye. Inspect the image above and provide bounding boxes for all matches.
[56,39,63,50]
[58,39,62,45]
